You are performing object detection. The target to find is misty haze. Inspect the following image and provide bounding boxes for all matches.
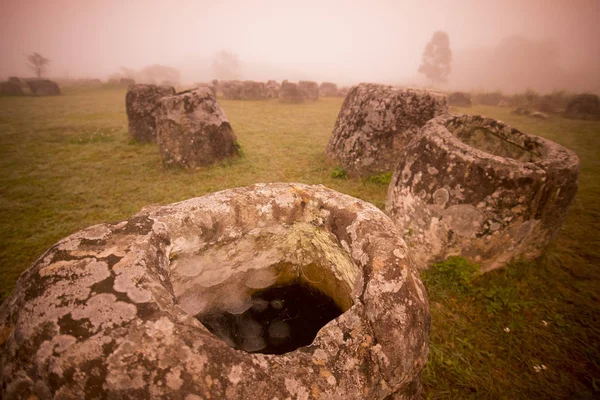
[0,1,599,399]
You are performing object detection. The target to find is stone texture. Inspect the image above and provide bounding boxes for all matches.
[155,88,239,168]
[564,93,600,120]
[326,83,449,177]
[530,111,549,120]
[0,81,24,95]
[386,114,580,272]
[0,183,430,400]
[298,80,319,101]
[125,84,176,143]
[319,82,338,97]
[279,80,304,103]
[448,92,472,107]
[26,79,61,96]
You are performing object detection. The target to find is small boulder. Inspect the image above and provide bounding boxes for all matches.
[156,88,239,168]
[26,79,61,96]
[125,84,176,142]
[298,80,319,100]
[0,81,24,96]
[530,111,549,120]
[279,80,304,103]
[564,93,600,120]
[319,82,338,97]
[448,92,472,107]
[512,107,531,116]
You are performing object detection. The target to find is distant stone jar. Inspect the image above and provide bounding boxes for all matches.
[0,183,430,399]
[26,79,61,96]
[0,81,24,96]
[326,83,448,177]
[125,84,176,142]
[319,82,338,97]
[564,93,600,120]
[155,88,239,168]
[298,80,319,100]
[448,92,472,107]
[386,114,580,271]
[279,80,304,103]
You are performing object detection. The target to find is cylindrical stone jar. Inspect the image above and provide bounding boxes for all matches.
[0,183,430,399]
[386,114,580,271]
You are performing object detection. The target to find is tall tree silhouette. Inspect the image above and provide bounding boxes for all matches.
[418,31,452,85]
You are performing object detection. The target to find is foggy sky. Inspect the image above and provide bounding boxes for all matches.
[1,0,598,91]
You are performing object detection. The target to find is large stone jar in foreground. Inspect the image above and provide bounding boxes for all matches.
[126,84,176,142]
[156,88,239,168]
[386,115,580,271]
[0,183,430,399]
[326,83,448,177]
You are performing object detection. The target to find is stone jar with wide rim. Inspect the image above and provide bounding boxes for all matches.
[386,114,580,271]
[0,183,430,400]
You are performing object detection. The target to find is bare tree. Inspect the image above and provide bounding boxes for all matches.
[211,51,241,80]
[27,53,51,78]
[418,31,452,86]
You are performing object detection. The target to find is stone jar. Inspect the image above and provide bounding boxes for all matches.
[0,183,430,399]
[386,114,580,271]
[326,83,448,177]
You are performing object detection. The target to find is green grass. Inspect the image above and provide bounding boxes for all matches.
[0,91,598,398]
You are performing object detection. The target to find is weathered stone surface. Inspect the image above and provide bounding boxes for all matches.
[564,93,600,120]
[26,79,61,96]
[0,81,24,96]
[319,82,338,97]
[0,183,430,399]
[298,80,319,101]
[326,83,449,177]
[156,88,239,168]
[448,92,472,107]
[266,80,280,98]
[125,84,176,143]
[119,77,135,87]
[386,114,580,272]
[279,80,304,103]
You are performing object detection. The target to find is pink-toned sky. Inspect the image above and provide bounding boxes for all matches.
[1,0,598,91]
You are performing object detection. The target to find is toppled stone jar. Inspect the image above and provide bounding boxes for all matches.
[386,115,580,271]
[0,183,430,399]
[125,84,176,142]
[326,83,448,177]
[156,88,239,168]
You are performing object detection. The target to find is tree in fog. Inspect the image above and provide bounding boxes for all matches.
[27,53,51,77]
[418,31,452,85]
[211,51,241,80]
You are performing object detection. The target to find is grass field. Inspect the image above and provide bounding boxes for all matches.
[0,87,598,398]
